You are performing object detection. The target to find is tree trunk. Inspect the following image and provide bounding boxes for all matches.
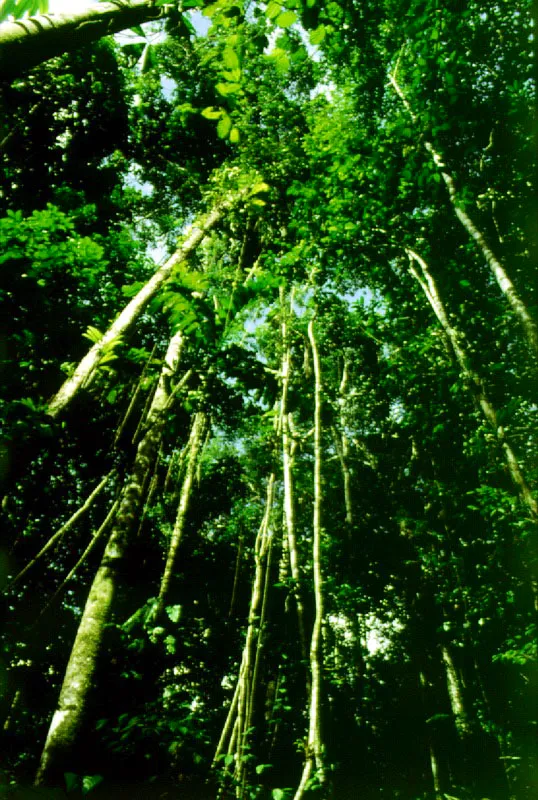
[0,1,174,78]
[390,72,538,360]
[213,473,276,797]
[279,288,307,660]
[35,329,185,786]
[154,410,208,616]
[441,644,471,739]
[419,670,444,800]
[47,202,232,419]
[294,317,326,800]
[407,247,538,607]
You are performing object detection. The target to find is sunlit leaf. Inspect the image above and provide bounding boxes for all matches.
[265,1,281,19]
[222,46,239,70]
[82,326,104,344]
[309,25,326,45]
[216,82,241,95]
[201,106,224,120]
[276,10,297,27]
[217,113,232,138]
[0,0,17,21]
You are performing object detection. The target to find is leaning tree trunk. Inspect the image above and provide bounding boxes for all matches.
[407,247,538,608]
[389,71,538,361]
[46,197,241,419]
[0,1,175,78]
[35,328,185,786]
[294,317,326,800]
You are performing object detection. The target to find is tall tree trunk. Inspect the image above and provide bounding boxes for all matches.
[407,247,538,607]
[35,329,185,786]
[390,72,538,360]
[279,288,307,660]
[441,644,471,739]
[332,356,354,536]
[213,472,276,798]
[154,410,208,617]
[47,200,237,419]
[0,1,174,78]
[418,670,444,800]
[294,318,326,800]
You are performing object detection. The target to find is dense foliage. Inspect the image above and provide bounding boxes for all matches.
[0,1,536,799]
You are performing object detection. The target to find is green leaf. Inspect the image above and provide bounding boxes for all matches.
[266,1,281,19]
[82,326,104,344]
[223,46,239,70]
[272,790,285,800]
[217,113,232,138]
[166,604,182,622]
[216,82,241,96]
[309,25,325,45]
[122,281,145,297]
[224,753,235,766]
[0,0,17,22]
[202,106,223,120]
[220,68,240,83]
[82,775,104,795]
[129,25,146,37]
[229,126,240,143]
[276,10,297,27]
[140,43,155,73]
[252,182,270,195]
[11,0,34,18]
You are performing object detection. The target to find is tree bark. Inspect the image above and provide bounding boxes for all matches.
[294,317,326,800]
[407,247,538,607]
[35,328,185,786]
[279,288,307,660]
[0,1,174,78]
[418,670,444,800]
[154,410,208,617]
[440,644,472,739]
[47,200,236,419]
[213,472,276,796]
[390,72,538,360]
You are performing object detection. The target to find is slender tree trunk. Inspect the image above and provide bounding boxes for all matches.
[47,187,250,419]
[441,644,471,739]
[294,318,326,800]
[35,329,185,786]
[390,72,538,360]
[419,669,443,800]
[154,410,208,617]
[407,248,538,607]
[213,473,276,795]
[0,1,174,78]
[332,356,354,537]
[279,288,307,660]
[4,469,113,591]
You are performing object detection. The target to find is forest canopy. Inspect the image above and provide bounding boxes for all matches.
[0,1,537,799]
